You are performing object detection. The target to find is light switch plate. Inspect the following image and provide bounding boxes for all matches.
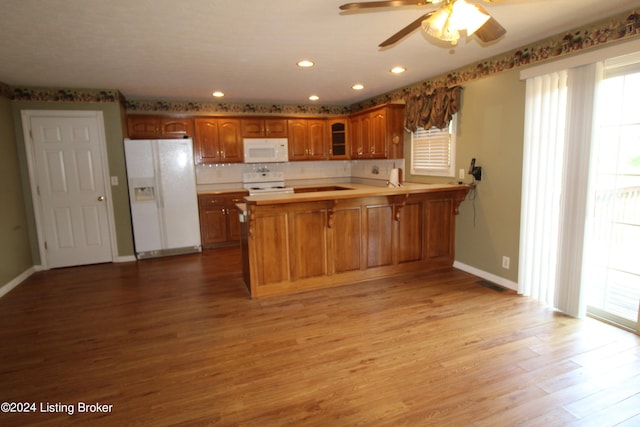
[111,176,119,186]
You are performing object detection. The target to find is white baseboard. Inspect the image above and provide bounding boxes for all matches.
[0,266,39,299]
[114,255,137,263]
[453,261,518,291]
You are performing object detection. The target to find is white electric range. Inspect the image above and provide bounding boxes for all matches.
[242,171,294,196]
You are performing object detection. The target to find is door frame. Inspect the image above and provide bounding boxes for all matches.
[21,110,118,269]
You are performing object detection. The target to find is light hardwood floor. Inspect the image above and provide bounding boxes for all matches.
[1,247,639,426]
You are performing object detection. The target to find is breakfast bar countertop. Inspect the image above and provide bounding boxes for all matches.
[243,182,471,205]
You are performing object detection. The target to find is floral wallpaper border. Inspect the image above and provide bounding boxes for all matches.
[124,99,350,116]
[352,9,640,111]
[1,9,638,113]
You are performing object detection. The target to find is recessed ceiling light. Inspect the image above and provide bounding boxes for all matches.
[352,84,364,90]
[297,60,315,68]
[212,91,225,97]
[390,66,406,74]
[309,95,319,101]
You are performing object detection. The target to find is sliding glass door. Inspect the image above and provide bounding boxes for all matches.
[583,54,640,333]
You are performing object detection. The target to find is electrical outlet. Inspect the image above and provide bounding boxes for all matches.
[459,169,465,180]
[502,256,510,270]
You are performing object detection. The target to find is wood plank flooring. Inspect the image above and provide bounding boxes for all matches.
[1,247,639,426]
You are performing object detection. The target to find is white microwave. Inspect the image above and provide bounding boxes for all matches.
[243,138,289,163]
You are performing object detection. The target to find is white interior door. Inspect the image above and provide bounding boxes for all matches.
[23,111,113,268]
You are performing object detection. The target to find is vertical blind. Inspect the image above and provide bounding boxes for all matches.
[519,64,600,318]
[518,71,568,308]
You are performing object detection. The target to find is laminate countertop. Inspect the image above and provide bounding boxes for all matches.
[244,182,471,206]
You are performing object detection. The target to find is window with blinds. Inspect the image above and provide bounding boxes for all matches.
[410,115,456,177]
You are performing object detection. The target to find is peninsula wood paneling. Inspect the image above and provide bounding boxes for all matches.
[330,207,362,274]
[365,204,393,268]
[289,208,327,280]
[397,201,424,264]
[243,187,468,297]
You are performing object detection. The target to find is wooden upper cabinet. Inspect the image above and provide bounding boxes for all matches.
[328,118,349,160]
[241,118,288,138]
[194,118,242,164]
[287,119,327,161]
[370,111,387,159]
[161,117,194,138]
[348,104,405,160]
[127,115,194,139]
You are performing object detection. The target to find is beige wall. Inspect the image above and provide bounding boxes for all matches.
[407,68,525,283]
[0,95,33,284]
[10,101,135,265]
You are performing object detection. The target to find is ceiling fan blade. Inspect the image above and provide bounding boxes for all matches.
[379,12,432,47]
[473,5,506,42]
[340,0,433,11]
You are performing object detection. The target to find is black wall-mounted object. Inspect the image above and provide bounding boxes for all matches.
[468,158,482,181]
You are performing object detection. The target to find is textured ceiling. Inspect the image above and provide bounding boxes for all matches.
[0,0,638,105]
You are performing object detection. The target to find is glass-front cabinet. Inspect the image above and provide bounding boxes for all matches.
[328,118,349,160]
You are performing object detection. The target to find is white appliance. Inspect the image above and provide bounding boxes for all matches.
[243,171,294,195]
[124,138,201,259]
[243,138,289,163]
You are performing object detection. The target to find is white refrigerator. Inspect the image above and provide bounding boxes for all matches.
[124,138,201,259]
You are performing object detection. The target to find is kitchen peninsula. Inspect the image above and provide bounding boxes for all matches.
[239,183,470,297]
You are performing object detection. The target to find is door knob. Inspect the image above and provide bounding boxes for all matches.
[98,196,105,201]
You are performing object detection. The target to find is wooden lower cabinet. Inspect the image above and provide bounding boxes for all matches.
[198,192,247,248]
[242,188,468,297]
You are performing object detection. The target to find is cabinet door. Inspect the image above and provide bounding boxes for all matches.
[349,115,364,158]
[361,114,373,158]
[160,118,194,139]
[369,111,387,158]
[287,120,309,160]
[264,119,288,137]
[200,207,228,246]
[194,119,221,163]
[127,116,161,139]
[329,119,348,159]
[308,119,327,160]
[289,208,327,280]
[240,118,264,138]
[218,119,242,162]
[199,195,228,246]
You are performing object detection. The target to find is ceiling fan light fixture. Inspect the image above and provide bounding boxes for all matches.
[421,0,490,45]
[450,0,490,36]
[421,6,451,40]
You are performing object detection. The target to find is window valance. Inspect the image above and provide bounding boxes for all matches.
[405,86,462,132]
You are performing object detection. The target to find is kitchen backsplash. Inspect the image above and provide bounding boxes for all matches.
[196,159,405,192]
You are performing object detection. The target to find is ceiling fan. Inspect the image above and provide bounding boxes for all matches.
[339,0,507,47]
